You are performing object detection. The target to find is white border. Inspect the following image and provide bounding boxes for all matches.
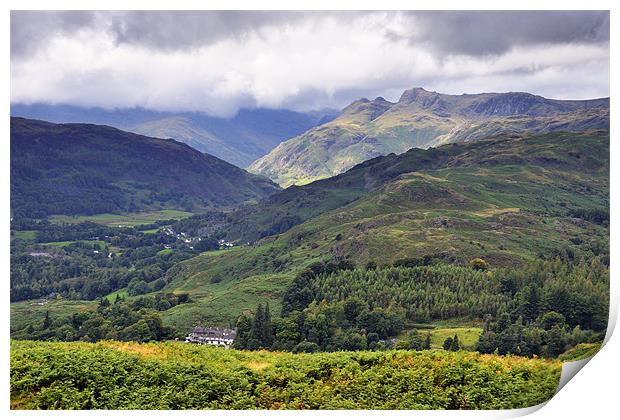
[3,1,617,418]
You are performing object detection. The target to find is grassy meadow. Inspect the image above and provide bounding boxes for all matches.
[48,210,193,227]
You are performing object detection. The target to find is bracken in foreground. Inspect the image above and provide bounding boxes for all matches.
[11,340,560,410]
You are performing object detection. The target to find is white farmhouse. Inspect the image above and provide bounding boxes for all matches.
[185,326,237,348]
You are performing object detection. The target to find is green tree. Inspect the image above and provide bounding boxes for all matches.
[98,297,110,310]
[544,325,568,357]
[263,302,274,348]
[293,341,319,353]
[250,303,266,348]
[539,311,566,330]
[365,261,377,271]
[119,319,154,343]
[343,297,366,325]
[42,311,51,330]
[341,330,367,351]
[127,279,150,296]
[450,334,460,351]
[272,316,301,351]
[233,313,252,349]
[424,333,431,350]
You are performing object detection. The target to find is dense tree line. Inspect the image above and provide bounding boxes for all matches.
[284,258,608,330]
[476,311,602,358]
[235,299,405,353]
[241,257,608,356]
[11,293,190,342]
[567,207,609,226]
[309,265,510,322]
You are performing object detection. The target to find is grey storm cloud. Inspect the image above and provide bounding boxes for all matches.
[11,11,98,58]
[10,10,610,115]
[11,10,312,58]
[12,10,609,58]
[406,11,609,56]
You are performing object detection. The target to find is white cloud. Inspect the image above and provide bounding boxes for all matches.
[10,11,610,116]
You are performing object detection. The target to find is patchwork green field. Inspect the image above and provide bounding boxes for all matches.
[427,328,483,350]
[10,299,97,333]
[48,210,193,227]
[10,230,37,241]
[41,239,107,248]
[10,340,561,410]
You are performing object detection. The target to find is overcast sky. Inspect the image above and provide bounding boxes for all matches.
[10,11,610,117]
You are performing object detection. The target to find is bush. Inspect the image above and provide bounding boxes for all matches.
[468,258,488,271]
[127,279,150,296]
[293,341,320,353]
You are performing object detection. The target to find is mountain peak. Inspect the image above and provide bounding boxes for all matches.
[341,96,393,121]
[398,87,435,103]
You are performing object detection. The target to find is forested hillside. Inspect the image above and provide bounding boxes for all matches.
[10,118,279,218]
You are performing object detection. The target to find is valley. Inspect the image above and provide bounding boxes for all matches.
[10,124,609,364]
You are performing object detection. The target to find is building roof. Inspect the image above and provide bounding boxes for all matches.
[191,326,237,339]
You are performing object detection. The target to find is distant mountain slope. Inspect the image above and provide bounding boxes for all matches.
[248,88,609,186]
[229,130,610,243]
[158,130,609,328]
[10,104,338,168]
[10,117,280,218]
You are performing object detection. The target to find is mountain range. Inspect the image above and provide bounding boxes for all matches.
[10,104,338,168]
[248,88,610,186]
[10,117,279,218]
[12,88,609,189]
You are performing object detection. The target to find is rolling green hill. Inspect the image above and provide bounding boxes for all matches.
[155,131,608,331]
[10,117,280,218]
[249,88,609,186]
